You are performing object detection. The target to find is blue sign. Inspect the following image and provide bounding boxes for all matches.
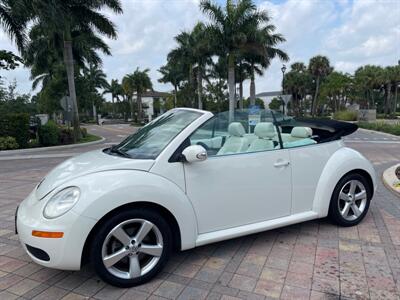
[249,105,260,115]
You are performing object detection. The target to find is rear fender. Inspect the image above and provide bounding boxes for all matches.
[312,147,376,217]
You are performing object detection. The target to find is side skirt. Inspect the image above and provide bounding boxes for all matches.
[195,211,319,247]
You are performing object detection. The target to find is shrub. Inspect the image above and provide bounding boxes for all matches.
[0,113,30,148]
[0,136,19,150]
[59,128,74,145]
[333,110,358,121]
[80,127,88,138]
[38,121,60,146]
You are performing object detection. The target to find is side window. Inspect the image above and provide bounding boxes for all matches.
[281,126,317,149]
[189,113,281,156]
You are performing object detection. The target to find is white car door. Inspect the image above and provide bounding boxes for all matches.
[184,118,292,234]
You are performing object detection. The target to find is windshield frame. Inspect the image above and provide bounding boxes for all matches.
[106,108,204,160]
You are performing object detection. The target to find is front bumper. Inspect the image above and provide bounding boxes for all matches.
[17,190,97,271]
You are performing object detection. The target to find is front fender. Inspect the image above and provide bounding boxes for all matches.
[68,170,198,250]
[312,147,376,217]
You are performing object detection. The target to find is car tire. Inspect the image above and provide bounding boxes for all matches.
[90,208,173,287]
[328,173,371,227]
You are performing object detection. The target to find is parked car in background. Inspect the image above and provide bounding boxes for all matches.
[16,108,376,287]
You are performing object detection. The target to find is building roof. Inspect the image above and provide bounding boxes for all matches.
[134,90,172,98]
[256,91,283,97]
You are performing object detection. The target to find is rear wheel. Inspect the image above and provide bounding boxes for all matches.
[91,209,172,287]
[328,173,371,227]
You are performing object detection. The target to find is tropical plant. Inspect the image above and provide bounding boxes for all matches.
[0,0,26,51]
[123,68,153,123]
[308,55,332,116]
[82,64,109,118]
[158,58,185,108]
[243,24,288,105]
[103,79,123,116]
[17,0,122,141]
[200,0,269,121]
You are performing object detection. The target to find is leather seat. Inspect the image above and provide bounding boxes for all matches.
[217,122,249,155]
[247,122,275,152]
[284,126,316,148]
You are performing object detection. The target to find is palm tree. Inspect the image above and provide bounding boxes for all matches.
[200,0,269,121]
[122,74,136,120]
[158,58,185,108]
[83,64,109,119]
[168,22,212,109]
[103,79,123,116]
[19,0,122,141]
[308,55,332,116]
[244,25,288,105]
[130,68,153,123]
[25,22,111,91]
[0,0,26,51]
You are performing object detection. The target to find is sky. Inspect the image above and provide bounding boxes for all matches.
[0,0,399,99]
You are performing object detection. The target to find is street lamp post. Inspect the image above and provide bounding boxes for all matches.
[281,64,287,115]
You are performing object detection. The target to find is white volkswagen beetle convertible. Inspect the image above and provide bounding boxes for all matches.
[16,108,376,287]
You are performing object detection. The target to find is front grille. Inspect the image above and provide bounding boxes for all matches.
[26,244,50,261]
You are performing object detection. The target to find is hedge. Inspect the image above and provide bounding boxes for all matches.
[0,113,30,148]
[0,136,19,150]
[38,120,60,146]
[333,110,358,121]
[358,121,400,136]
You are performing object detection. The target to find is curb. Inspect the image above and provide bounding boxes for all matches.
[382,164,400,197]
[0,136,105,156]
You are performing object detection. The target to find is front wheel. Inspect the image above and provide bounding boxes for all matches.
[328,173,371,227]
[90,209,172,287]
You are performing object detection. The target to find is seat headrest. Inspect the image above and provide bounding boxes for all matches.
[254,122,275,139]
[228,122,245,137]
[291,126,312,138]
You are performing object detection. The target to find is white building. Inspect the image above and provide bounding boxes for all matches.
[133,91,171,122]
[256,91,292,109]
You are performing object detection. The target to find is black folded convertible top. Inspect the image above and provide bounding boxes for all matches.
[278,117,358,140]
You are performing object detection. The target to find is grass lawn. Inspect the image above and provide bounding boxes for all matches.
[78,133,102,143]
[358,121,400,136]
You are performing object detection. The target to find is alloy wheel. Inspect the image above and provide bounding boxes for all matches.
[337,179,367,221]
[101,219,163,280]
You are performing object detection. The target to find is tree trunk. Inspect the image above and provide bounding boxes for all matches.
[63,40,80,142]
[111,95,115,117]
[130,96,135,120]
[384,84,391,116]
[228,54,235,122]
[394,82,398,114]
[197,67,202,110]
[137,92,142,123]
[312,76,320,117]
[250,63,256,106]
[174,84,177,108]
[239,80,243,110]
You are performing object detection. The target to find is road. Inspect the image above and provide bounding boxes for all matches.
[0,125,399,299]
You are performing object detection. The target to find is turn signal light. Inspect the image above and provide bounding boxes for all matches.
[32,230,64,238]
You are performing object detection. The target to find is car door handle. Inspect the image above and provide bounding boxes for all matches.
[274,160,290,167]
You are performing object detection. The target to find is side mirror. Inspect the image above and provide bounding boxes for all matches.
[182,145,207,163]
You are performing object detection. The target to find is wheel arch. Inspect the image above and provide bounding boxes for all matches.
[81,201,181,267]
[312,146,376,217]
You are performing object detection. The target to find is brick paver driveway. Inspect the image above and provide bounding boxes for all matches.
[0,125,399,300]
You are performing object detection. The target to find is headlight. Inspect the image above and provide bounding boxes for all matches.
[43,187,80,219]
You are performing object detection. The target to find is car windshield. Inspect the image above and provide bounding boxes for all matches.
[113,109,201,159]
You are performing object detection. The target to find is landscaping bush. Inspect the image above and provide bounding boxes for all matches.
[0,113,30,148]
[80,127,88,138]
[333,110,358,121]
[38,120,60,146]
[358,121,400,136]
[0,136,19,150]
[59,128,74,145]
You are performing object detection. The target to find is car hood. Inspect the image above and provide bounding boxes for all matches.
[35,149,155,199]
